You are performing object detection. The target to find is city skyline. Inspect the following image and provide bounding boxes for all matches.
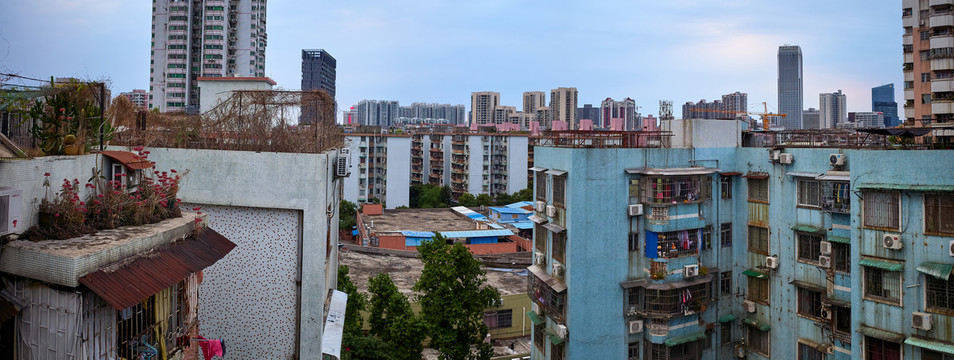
[0,1,900,120]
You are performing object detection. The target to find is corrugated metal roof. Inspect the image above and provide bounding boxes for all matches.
[743,270,768,279]
[664,331,706,347]
[79,228,236,310]
[439,229,513,238]
[625,167,721,176]
[528,215,547,224]
[546,169,567,176]
[859,258,904,272]
[857,183,954,192]
[100,150,154,170]
[791,224,825,234]
[512,222,534,230]
[742,317,771,331]
[505,201,534,209]
[529,166,547,172]
[400,231,435,238]
[905,336,954,355]
[857,325,903,342]
[827,235,851,244]
[816,174,850,181]
[718,314,736,323]
[526,311,543,325]
[789,280,826,293]
[916,262,954,281]
[489,207,530,214]
[542,223,566,233]
[528,265,566,293]
[786,172,821,178]
[742,172,769,179]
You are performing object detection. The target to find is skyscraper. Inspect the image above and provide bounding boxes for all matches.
[778,45,803,129]
[549,87,578,129]
[523,91,546,115]
[577,104,601,127]
[600,98,636,129]
[301,49,336,97]
[471,92,500,126]
[819,90,847,129]
[149,0,267,112]
[872,84,899,127]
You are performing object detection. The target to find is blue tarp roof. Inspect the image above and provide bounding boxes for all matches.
[400,231,436,238]
[490,207,531,214]
[487,223,504,229]
[466,213,484,219]
[440,229,513,238]
[512,222,534,229]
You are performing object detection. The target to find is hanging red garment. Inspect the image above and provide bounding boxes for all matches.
[195,335,224,359]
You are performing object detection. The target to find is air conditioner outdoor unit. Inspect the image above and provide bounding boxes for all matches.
[743,300,756,313]
[0,188,23,236]
[534,251,545,265]
[336,148,352,177]
[628,320,643,334]
[819,241,832,255]
[818,255,832,268]
[765,256,779,269]
[552,263,564,277]
[532,302,542,316]
[628,204,643,217]
[913,312,933,331]
[949,240,954,257]
[546,205,557,217]
[830,154,846,166]
[768,149,780,161]
[883,234,902,250]
[684,264,700,277]
[820,303,832,320]
[779,153,794,164]
[556,324,568,339]
[733,344,747,358]
[536,201,546,212]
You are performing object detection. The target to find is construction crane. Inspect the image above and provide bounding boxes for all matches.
[686,102,786,130]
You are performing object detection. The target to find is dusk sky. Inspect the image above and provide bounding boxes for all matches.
[0,0,901,120]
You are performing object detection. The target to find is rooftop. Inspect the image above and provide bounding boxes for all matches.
[363,208,477,234]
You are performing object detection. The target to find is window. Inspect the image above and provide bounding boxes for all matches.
[865,336,901,360]
[926,275,954,312]
[863,265,901,304]
[553,174,566,207]
[831,242,850,273]
[551,343,565,360]
[922,50,931,61]
[645,338,702,360]
[535,172,546,200]
[924,349,954,360]
[746,325,770,356]
[747,276,769,304]
[534,223,546,254]
[796,232,823,263]
[482,309,512,329]
[721,176,732,198]
[748,178,768,203]
[628,342,639,360]
[721,223,732,247]
[640,283,711,315]
[747,226,769,254]
[528,273,566,322]
[652,228,704,258]
[798,343,826,360]
[863,191,900,230]
[833,305,851,340]
[629,179,639,203]
[922,30,931,40]
[923,73,933,82]
[702,226,712,250]
[721,271,732,297]
[627,287,639,311]
[823,181,851,213]
[796,287,824,319]
[903,7,912,17]
[640,176,711,204]
[533,323,545,351]
[628,232,638,252]
[797,179,822,208]
[721,324,732,344]
[551,232,566,265]
[925,193,954,236]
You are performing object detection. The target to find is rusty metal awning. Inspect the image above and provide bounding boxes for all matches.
[625,167,721,176]
[79,228,236,310]
[100,150,154,170]
[527,265,567,293]
[742,172,769,180]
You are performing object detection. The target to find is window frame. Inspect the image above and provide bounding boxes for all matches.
[720,271,732,297]
[747,225,769,254]
[832,242,850,273]
[747,177,769,203]
[747,276,770,305]
[535,171,547,201]
[926,274,954,314]
[746,325,771,357]
[796,232,823,264]
[552,232,566,265]
[720,223,732,248]
[863,265,902,305]
[552,174,567,208]
[798,342,827,360]
[925,193,954,237]
[864,335,901,360]
[482,309,513,329]
[721,175,732,199]
[797,179,822,208]
[796,286,824,320]
[862,191,901,231]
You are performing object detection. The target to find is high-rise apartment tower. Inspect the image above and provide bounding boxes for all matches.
[549,87,578,129]
[471,92,501,126]
[149,0,267,112]
[819,90,847,129]
[778,45,803,129]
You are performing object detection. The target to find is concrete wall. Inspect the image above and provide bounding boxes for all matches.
[0,154,102,232]
[197,79,274,113]
[506,136,530,194]
[662,118,744,148]
[385,137,411,208]
[468,135,484,195]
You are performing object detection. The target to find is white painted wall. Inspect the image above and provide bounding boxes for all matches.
[467,135,484,195]
[507,136,530,193]
[663,118,743,148]
[197,79,274,113]
[341,136,362,204]
[384,137,411,208]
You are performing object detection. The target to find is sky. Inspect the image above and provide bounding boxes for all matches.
[0,0,902,120]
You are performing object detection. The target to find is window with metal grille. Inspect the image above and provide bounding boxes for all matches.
[720,271,732,297]
[924,349,954,360]
[926,275,954,312]
[553,174,566,207]
[552,232,566,264]
[721,176,732,199]
[798,343,826,360]
[628,342,639,360]
[535,172,547,201]
[747,277,769,304]
[533,323,546,351]
[551,342,565,360]
[832,243,850,273]
[721,324,732,344]
[863,266,901,304]
[720,223,732,247]
[823,181,851,213]
[483,309,513,329]
[796,232,823,263]
[863,191,900,230]
[528,273,566,323]
[117,281,188,360]
[640,283,711,316]
[702,226,712,250]
[535,223,547,254]
[627,288,639,311]
[796,287,823,319]
[834,305,851,340]
[640,176,711,205]
[748,178,768,203]
[865,336,901,360]
[629,179,639,204]
[797,179,822,208]
[653,228,703,258]
[645,340,668,360]
[925,193,954,236]
[747,226,769,254]
[628,232,639,252]
[650,206,669,222]
[746,325,770,356]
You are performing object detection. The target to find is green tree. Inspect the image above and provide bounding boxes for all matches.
[512,187,533,202]
[494,192,513,206]
[339,200,358,231]
[475,193,493,207]
[414,234,501,360]
[409,184,422,208]
[439,186,453,206]
[457,193,478,207]
[341,333,395,360]
[368,273,427,360]
[337,265,367,336]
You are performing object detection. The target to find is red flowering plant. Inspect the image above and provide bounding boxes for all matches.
[28,175,94,240]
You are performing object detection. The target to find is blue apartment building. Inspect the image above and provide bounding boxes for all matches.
[527,120,954,360]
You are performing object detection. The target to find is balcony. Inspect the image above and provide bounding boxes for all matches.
[933,78,954,92]
[903,34,914,46]
[933,57,954,70]
[931,0,954,6]
[932,35,954,49]
[933,99,954,114]
[905,107,916,119]
[931,14,954,28]
[621,275,714,319]
[905,89,915,100]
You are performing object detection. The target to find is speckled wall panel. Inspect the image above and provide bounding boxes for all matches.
[194,204,302,360]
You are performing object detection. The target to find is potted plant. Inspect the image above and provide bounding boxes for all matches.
[63,134,79,155]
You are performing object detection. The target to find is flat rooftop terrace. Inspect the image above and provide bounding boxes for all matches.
[363,208,477,233]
